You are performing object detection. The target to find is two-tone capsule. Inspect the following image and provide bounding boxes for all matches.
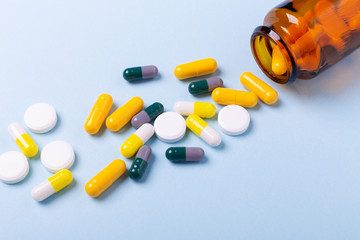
[84,93,113,134]
[188,77,223,95]
[85,160,126,198]
[8,123,38,157]
[240,72,278,105]
[212,88,258,108]
[186,114,221,147]
[31,169,73,201]
[123,65,158,81]
[174,101,216,118]
[129,145,152,180]
[131,102,164,128]
[121,123,154,158]
[174,58,217,80]
[106,96,144,132]
[166,147,204,162]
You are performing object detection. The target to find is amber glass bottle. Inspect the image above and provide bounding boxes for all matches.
[251,0,360,84]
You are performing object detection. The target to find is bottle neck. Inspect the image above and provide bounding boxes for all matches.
[251,26,297,84]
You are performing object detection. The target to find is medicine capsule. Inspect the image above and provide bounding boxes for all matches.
[123,65,158,81]
[166,147,204,162]
[8,123,38,158]
[31,169,73,201]
[240,72,278,105]
[128,145,152,180]
[212,88,258,108]
[121,123,154,158]
[84,93,113,134]
[106,96,144,132]
[188,77,223,95]
[174,58,217,80]
[271,45,287,75]
[174,101,216,118]
[85,159,126,198]
[186,114,221,147]
[131,102,164,128]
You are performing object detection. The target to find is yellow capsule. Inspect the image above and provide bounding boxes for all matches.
[240,72,278,105]
[174,101,216,118]
[106,97,144,132]
[121,123,154,158]
[8,123,38,157]
[186,114,221,147]
[211,88,258,108]
[85,160,126,198]
[174,58,217,80]
[31,169,73,201]
[271,45,287,75]
[84,93,113,134]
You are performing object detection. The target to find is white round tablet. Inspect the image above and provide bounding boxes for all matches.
[41,141,75,172]
[154,112,186,143]
[24,102,57,133]
[218,105,250,135]
[0,151,29,184]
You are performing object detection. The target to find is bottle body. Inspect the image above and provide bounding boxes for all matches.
[251,0,360,84]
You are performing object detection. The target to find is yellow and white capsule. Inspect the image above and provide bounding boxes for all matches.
[8,123,38,157]
[121,123,154,158]
[174,58,217,80]
[240,72,278,105]
[174,101,216,118]
[31,169,73,201]
[186,114,221,147]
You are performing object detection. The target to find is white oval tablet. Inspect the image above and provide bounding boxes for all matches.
[154,112,186,143]
[0,151,29,184]
[24,102,57,133]
[218,105,250,135]
[41,141,75,172]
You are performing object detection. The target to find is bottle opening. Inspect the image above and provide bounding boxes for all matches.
[251,26,296,84]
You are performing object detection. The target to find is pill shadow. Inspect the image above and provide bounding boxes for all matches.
[126,73,162,84]
[95,171,128,200]
[39,179,77,205]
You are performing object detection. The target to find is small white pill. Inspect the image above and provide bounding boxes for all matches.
[24,102,57,133]
[154,112,186,143]
[41,140,75,172]
[0,151,29,184]
[218,105,250,135]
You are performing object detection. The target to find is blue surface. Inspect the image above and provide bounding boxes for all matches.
[1,0,360,239]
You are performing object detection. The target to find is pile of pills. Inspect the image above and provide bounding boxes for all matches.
[0,57,279,201]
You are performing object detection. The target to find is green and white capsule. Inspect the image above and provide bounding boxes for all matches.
[129,145,152,180]
[188,77,223,95]
[123,65,158,81]
[166,147,204,162]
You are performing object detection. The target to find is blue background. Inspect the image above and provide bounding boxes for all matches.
[1,0,360,239]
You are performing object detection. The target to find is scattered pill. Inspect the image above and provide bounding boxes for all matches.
[166,147,204,162]
[271,45,287,75]
[188,77,223,95]
[31,169,73,201]
[0,151,29,184]
[24,102,57,134]
[41,140,75,172]
[218,105,250,135]
[121,123,154,158]
[129,145,152,180]
[174,101,216,118]
[174,58,217,80]
[186,114,221,147]
[154,112,186,143]
[8,123,38,158]
[240,72,278,105]
[212,88,258,108]
[131,102,164,128]
[106,96,144,132]
[85,159,126,198]
[84,93,113,135]
[123,65,158,81]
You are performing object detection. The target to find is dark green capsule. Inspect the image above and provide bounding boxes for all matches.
[166,147,204,162]
[123,65,158,81]
[188,77,223,95]
[129,145,152,180]
[144,102,164,120]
